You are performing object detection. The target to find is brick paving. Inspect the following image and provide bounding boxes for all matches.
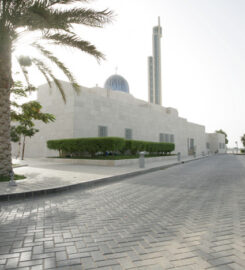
[0,154,245,269]
[1,156,181,198]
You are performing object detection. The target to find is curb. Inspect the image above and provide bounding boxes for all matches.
[0,156,208,202]
[13,164,28,168]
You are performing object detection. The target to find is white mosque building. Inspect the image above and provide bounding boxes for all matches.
[12,19,226,159]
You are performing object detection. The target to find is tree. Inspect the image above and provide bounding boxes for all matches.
[241,134,245,148]
[11,100,55,160]
[11,82,55,159]
[0,0,113,177]
[216,129,228,144]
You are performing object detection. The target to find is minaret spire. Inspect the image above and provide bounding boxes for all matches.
[148,17,162,105]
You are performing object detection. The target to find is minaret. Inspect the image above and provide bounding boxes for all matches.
[148,56,154,103]
[148,17,162,105]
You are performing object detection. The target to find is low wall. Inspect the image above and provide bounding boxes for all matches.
[46,155,177,167]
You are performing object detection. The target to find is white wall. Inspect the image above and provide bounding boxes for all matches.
[12,82,75,158]
[12,82,211,158]
[206,133,226,154]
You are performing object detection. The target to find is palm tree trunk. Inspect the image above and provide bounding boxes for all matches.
[0,31,13,176]
[0,86,12,176]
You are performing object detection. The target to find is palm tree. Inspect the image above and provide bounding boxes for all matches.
[0,0,113,177]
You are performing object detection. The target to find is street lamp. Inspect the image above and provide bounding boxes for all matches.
[235,141,238,154]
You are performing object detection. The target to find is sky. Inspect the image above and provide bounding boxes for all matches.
[15,0,245,148]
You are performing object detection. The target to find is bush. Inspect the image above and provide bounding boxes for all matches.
[125,140,175,155]
[47,137,175,157]
[241,149,245,154]
[47,137,125,157]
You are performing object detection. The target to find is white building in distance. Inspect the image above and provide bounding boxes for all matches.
[12,78,226,158]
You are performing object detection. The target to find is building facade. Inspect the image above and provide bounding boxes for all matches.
[206,133,226,154]
[12,79,225,158]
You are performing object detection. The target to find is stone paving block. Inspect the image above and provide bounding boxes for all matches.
[68,252,90,259]
[0,245,11,254]
[20,251,32,261]
[227,262,245,270]
[95,259,120,268]
[0,253,20,260]
[31,265,43,270]
[91,251,105,262]
[106,252,128,260]
[111,265,123,270]
[33,245,44,255]
[44,257,56,269]
[66,246,78,255]
[5,257,19,269]
[32,252,55,260]
[18,259,43,268]
[207,255,235,268]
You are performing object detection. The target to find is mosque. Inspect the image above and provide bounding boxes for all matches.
[12,19,226,159]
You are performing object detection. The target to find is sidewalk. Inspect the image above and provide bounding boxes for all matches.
[0,155,207,201]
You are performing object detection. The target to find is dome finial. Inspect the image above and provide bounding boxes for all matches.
[115,66,118,74]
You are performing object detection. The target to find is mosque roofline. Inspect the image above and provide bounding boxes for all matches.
[37,81,208,125]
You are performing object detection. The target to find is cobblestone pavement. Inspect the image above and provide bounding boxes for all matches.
[0,154,245,270]
[1,156,180,197]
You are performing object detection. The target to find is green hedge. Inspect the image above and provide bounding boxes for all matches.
[124,140,175,154]
[47,137,125,156]
[47,137,175,157]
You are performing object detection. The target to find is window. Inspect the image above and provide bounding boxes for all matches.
[170,134,174,143]
[98,126,107,137]
[160,133,174,143]
[219,143,225,149]
[164,134,169,143]
[159,133,164,142]
[189,138,194,149]
[188,138,195,155]
[125,128,132,140]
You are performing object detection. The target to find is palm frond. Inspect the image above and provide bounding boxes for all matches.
[34,62,52,88]
[33,42,80,93]
[43,8,113,28]
[15,1,69,31]
[32,57,67,103]
[47,0,89,7]
[44,32,105,61]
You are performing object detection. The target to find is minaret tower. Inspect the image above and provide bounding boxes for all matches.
[148,17,162,105]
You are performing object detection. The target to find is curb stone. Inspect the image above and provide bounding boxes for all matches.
[0,156,208,202]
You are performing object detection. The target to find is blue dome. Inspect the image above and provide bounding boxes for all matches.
[104,74,129,93]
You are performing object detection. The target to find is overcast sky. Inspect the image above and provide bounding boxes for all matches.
[15,0,245,148]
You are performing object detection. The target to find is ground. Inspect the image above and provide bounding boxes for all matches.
[0,155,245,270]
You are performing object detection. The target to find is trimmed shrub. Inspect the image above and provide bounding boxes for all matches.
[125,140,175,155]
[47,137,175,157]
[47,137,125,157]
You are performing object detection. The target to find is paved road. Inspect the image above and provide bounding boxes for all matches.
[0,155,245,270]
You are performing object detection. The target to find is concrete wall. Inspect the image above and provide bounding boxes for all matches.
[73,85,206,157]
[12,82,218,158]
[206,133,226,154]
